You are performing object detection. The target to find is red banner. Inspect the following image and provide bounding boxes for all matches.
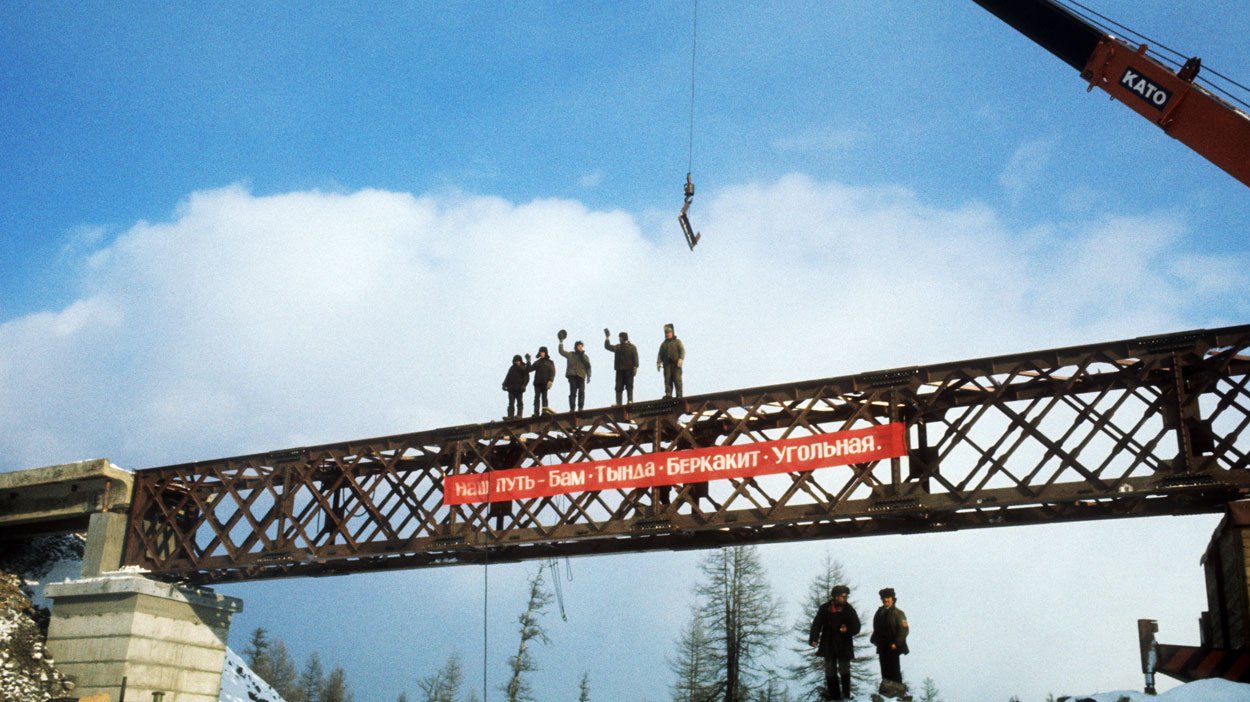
[444,423,907,505]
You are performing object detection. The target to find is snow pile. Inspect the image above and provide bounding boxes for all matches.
[219,646,287,702]
[1061,679,1250,701]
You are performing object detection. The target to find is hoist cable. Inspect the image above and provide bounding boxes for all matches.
[481,473,492,702]
[687,0,698,175]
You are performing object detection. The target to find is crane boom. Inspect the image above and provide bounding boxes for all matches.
[973,0,1250,189]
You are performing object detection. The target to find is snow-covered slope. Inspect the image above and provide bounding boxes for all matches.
[219,647,287,702]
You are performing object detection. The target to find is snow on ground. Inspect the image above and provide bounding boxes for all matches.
[1062,679,1250,701]
[219,646,286,702]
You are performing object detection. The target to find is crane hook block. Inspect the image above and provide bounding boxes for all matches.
[678,173,701,251]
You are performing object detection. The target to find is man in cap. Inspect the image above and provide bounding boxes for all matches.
[527,347,556,416]
[870,587,909,697]
[656,323,685,398]
[557,332,592,412]
[809,584,861,700]
[603,328,639,405]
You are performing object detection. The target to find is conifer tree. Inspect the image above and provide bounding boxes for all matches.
[269,639,299,700]
[670,608,718,702]
[693,546,785,702]
[244,628,274,682]
[502,567,553,702]
[577,672,591,702]
[419,652,466,702]
[918,677,942,702]
[787,553,873,700]
[321,665,351,702]
[295,652,325,702]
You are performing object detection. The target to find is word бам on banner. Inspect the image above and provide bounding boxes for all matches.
[443,423,907,505]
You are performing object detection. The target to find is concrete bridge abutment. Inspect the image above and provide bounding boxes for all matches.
[44,573,242,702]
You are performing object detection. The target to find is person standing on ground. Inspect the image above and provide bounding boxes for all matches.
[527,347,556,416]
[809,584,861,700]
[656,323,685,398]
[603,328,639,405]
[501,354,529,419]
[557,331,592,412]
[870,587,909,697]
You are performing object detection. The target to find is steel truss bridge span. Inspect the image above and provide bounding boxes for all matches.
[124,324,1250,584]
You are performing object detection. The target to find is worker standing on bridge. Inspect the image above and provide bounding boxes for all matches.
[809,584,861,700]
[604,328,639,405]
[656,323,685,398]
[557,332,592,412]
[871,587,909,698]
[502,354,530,419]
[528,347,556,416]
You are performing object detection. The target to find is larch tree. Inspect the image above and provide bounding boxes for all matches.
[577,672,591,702]
[268,638,299,700]
[243,628,274,683]
[418,652,466,702]
[294,652,325,702]
[694,545,785,702]
[670,608,719,702]
[502,567,553,702]
[320,665,352,702]
[787,552,874,700]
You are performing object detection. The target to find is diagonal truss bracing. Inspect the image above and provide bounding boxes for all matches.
[123,325,1250,583]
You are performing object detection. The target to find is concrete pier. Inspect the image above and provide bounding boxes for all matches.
[44,573,242,702]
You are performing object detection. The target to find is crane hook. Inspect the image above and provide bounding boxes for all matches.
[678,172,701,250]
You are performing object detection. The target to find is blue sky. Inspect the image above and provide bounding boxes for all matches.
[4,1,1250,700]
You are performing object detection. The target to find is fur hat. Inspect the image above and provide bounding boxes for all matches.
[831,585,850,598]
[512,354,523,363]
[538,346,549,356]
[664,323,675,334]
[879,587,896,600]
[619,331,629,341]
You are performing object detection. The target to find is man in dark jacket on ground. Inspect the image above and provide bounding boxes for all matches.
[527,347,556,416]
[603,329,639,405]
[870,587,909,697]
[809,584,861,700]
[502,354,529,419]
[557,336,592,412]
[656,323,685,398]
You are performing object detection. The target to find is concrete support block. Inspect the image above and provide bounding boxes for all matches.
[82,511,128,576]
[44,573,243,702]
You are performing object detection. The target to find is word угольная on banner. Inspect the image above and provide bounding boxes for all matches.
[443,423,907,505]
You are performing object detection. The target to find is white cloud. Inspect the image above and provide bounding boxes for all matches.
[999,137,1056,205]
[578,169,604,188]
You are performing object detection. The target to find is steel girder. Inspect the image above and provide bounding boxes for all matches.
[122,324,1250,583]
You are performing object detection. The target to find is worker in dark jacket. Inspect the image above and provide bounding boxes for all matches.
[603,329,639,405]
[502,354,530,419]
[527,347,556,416]
[809,584,861,700]
[656,323,685,398]
[557,334,592,412]
[870,587,909,697]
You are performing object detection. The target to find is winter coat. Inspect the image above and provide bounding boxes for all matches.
[502,360,530,393]
[604,339,639,372]
[809,600,861,660]
[529,356,557,387]
[657,337,685,366]
[870,605,909,655]
[558,342,592,381]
